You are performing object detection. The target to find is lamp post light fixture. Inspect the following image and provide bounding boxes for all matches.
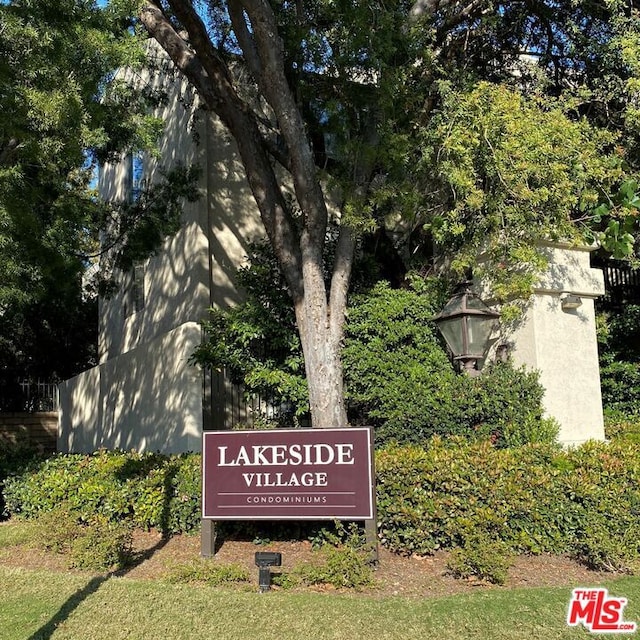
[255,551,282,592]
[560,292,583,311]
[433,281,500,376]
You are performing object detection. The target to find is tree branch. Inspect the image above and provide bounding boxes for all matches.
[239,0,329,249]
[437,0,485,33]
[139,0,304,300]
[227,0,263,82]
[0,137,21,167]
[163,0,235,88]
[139,2,224,111]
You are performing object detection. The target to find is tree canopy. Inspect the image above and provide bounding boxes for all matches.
[0,0,156,308]
[135,0,640,426]
[4,1,640,424]
[0,0,163,399]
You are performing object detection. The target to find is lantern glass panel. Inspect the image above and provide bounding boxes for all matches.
[466,315,497,356]
[437,317,465,356]
[465,295,489,311]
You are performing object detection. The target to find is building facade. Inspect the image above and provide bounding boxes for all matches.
[59,64,608,452]
[59,70,264,453]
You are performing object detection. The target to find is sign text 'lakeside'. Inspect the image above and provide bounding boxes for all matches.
[217,442,355,467]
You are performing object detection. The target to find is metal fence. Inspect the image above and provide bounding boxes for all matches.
[0,379,59,413]
[3,371,299,424]
[593,257,640,309]
[205,369,300,430]
[21,380,59,412]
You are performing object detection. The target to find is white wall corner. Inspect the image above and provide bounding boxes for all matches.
[495,243,606,445]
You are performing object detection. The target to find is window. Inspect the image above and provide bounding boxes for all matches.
[124,262,146,317]
[128,151,145,202]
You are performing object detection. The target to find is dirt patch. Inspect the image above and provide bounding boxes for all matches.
[0,524,614,598]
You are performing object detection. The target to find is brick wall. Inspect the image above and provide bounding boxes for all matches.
[0,413,57,454]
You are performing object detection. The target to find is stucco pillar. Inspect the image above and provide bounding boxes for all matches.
[498,243,605,446]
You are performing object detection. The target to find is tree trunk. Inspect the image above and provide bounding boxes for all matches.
[295,299,348,427]
[294,245,351,428]
[139,0,355,428]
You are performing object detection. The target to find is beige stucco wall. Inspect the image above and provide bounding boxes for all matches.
[58,366,100,452]
[98,72,264,362]
[98,71,211,362]
[204,115,265,310]
[61,55,265,454]
[59,322,202,453]
[498,243,606,446]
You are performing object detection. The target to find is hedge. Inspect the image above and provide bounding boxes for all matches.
[376,438,640,572]
[2,450,201,536]
[3,439,640,572]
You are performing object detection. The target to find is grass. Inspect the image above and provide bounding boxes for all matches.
[0,519,39,547]
[1,565,639,639]
[1,520,639,639]
[165,559,251,585]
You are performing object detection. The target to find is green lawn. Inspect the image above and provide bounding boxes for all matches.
[1,565,639,640]
[0,520,38,547]
[1,521,639,639]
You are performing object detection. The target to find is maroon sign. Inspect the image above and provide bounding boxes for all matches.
[202,427,374,520]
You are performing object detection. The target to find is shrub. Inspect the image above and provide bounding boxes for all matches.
[469,364,558,447]
[446,535,512,585]
[69,515,134,571]
[604,410,640,443]
[3,452,87,519]
[7,439,640,576]
[37,504,84,555]
[598,305,640,362]
[343,281,460,443]
[270,571,300,589]
[571,517,640,574]
[286,546,375,590]
[164,454,202,535]
[375,437,640,573]
[307,521,366,549]
[598,305,640,416]
[36,505,133,571]
[343,281,552,446]
[599,358,640,417]
[499,416,560,448]
[0,440,44,519]
[3,450,202,536]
